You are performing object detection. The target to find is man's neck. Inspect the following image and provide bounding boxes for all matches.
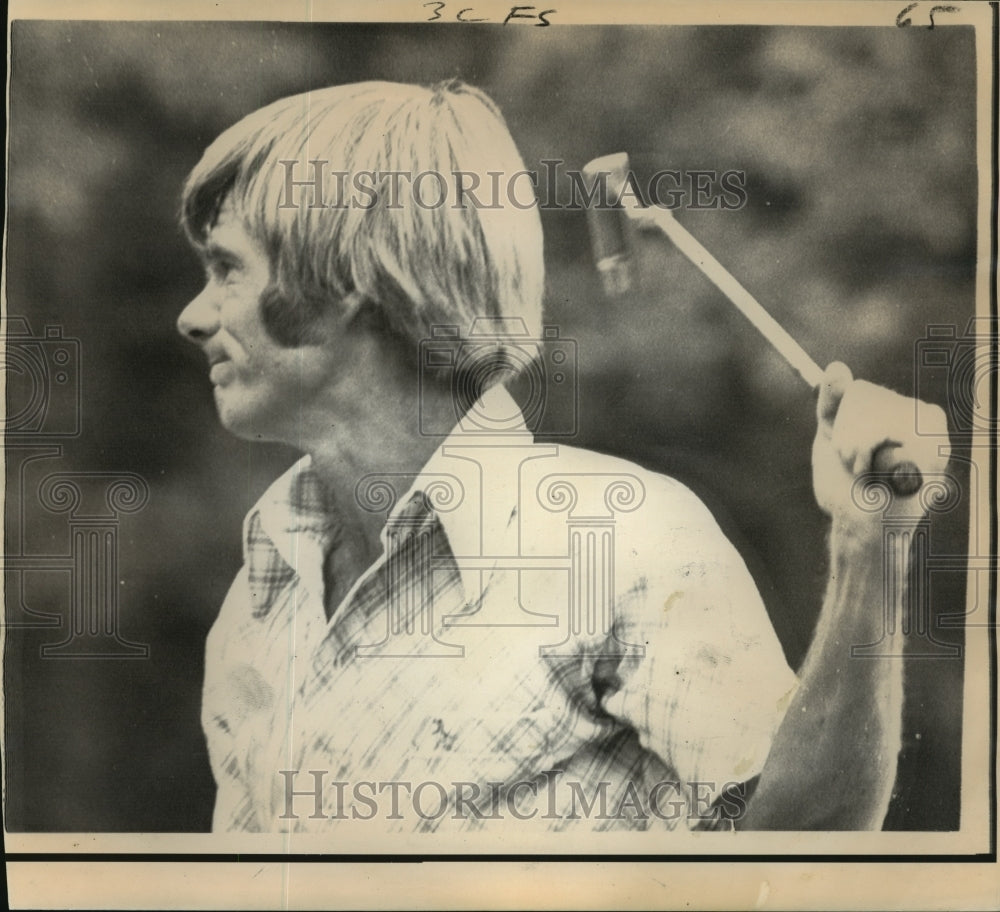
[303,375,457,563]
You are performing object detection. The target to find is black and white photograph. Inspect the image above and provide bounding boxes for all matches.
[4,0,997,908]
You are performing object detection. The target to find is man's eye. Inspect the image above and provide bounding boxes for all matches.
[209,260,238,282]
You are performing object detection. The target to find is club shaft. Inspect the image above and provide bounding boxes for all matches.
[628,204,922,494]
[633,205,825,389]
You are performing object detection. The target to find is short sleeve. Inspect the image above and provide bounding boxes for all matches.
[602,477,799,790]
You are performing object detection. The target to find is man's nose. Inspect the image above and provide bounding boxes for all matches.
[176,286,220,343]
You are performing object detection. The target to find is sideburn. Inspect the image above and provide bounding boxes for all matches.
[257,284,421,376]
[258,283,331,347]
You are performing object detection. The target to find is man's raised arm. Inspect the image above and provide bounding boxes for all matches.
[739,362,951,830]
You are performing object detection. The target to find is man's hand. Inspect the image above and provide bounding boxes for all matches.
[812,362,951,531]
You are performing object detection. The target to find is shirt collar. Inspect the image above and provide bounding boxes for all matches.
[383,383,528,599]
[247,383,530,603]
[247,455,336,601]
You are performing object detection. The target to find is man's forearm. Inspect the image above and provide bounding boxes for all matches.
[739,523,905,830]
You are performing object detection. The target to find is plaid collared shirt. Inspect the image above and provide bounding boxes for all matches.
[202,388,798,833]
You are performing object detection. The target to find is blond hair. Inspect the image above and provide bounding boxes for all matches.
[181,80,544,352]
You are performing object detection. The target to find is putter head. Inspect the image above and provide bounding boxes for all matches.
[582,152,634,298]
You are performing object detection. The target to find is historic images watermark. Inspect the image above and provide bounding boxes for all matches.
[277,769,749,826]
[278,159,748,212]
[839,317,997,659]
[2,316,150,658]
[344,315,992,665]
[417,317,577,437]
[352,317,648,660]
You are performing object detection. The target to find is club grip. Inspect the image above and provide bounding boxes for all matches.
[871,446,923,497]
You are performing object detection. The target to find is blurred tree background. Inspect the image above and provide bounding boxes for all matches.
[5,20,976,832]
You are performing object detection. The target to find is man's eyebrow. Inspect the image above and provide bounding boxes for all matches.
[200,241,245,265]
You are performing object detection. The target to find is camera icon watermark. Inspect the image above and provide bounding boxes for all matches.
[2,316,81,438]
[915,317,997,441]
[418,317,578,437]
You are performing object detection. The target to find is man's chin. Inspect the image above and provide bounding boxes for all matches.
[216,414,255,440]
[214,397,270,443]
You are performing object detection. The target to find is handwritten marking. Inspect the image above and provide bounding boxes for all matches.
[896,2,960,28]
[423,2,555,25]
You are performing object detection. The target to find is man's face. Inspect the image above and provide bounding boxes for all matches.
[176,197,342,443]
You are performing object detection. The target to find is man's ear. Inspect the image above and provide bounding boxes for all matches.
[338,290,369,327]
[307,289,371,342]
[339,292,401,344]
[339,293,422,372]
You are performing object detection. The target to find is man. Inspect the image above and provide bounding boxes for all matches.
[177,80,950,833]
